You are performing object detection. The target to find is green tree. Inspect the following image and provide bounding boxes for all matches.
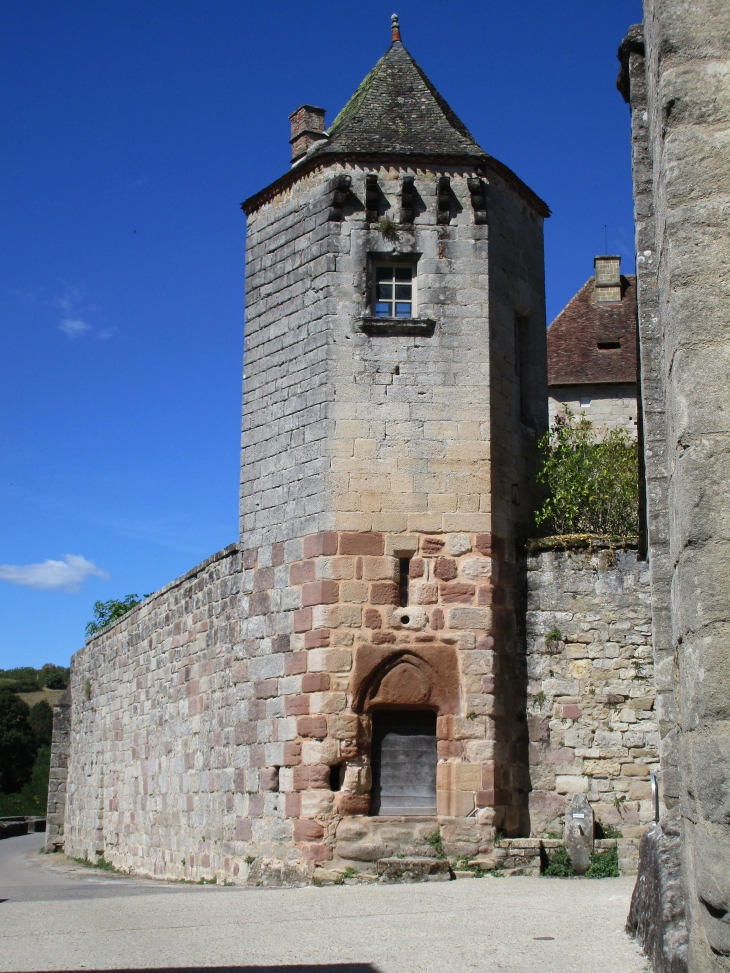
[86,594,148,636]
[0,689,37,793]
[535,408,639,536]
[29,699,54,747]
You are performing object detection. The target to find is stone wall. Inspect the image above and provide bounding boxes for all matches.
[44,687,71,853]
[524,537,657,838]
[548,384,638,436]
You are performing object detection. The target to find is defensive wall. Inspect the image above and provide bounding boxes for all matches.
[52,534,656,883]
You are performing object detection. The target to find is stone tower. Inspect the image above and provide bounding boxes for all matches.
[240,16,548,856]
[56,17,549,880]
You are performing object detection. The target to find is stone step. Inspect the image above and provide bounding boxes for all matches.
[377,856,453,883]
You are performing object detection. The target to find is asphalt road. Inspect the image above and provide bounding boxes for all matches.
[1,832,646,973]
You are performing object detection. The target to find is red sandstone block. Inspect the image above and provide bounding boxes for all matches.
[293,608,313,632]
[339,532,384,556]
[241,548,257,569]
[283,742,302,766]
[421,536,445,554]
[477,584,504,606]
[285,793,301,817]
[481,762,497,789]
[297,715,328,738]
[336,792,370,815]
[303,532,338,558]
[272,542,285,567]
[302,672,330,692]
[293,766,310,790]
[285,695,310,716]
[409,557,425,578]
[286,652,308,675]
[340,741,358,759]
[234,768,246,793]
[481,675,496,694]
[253,567,274,591]
[414,633,435,642]
[438,740,464,759]
[235,817,252,841]
[475,533,505,559]
[439,582,475,603]
[437,715,453,740]
[309,764,331,788]
[434,557,458,581]
[255,678,279,699]
[302,580,339,607]
[430,608,445,630]
[248,794,265,816]
[369,581,399,605]
[475,791,495,808]
[305,629,331,649]
[293,819,324,841]
[561,705,582,719]
[260,768,279,791]
[250,590,271,615]
[290,561,316,585]
[363,608,382,629]
[301,843,333,862]
[370,631,396,644]
[273,634,290,653]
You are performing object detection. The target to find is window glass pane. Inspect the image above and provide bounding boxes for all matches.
[394,267,412,281]
[394,284,411,300]
[376,267,393,280]
[375,302,391,317]
[395,302,412,318]
[377,283,393,300]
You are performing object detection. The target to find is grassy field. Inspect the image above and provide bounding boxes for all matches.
[16,688,64,709]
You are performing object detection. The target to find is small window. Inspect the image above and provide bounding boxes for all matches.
[597,340,621,350]
[375,266,415,318]
[580,395,591,407]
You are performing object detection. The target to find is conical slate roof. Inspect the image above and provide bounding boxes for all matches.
[309,40,486,160]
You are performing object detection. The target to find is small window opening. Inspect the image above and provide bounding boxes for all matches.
[375,266,414,318]
[329,764,343,792]
[580,395,591,407]
[399,557,411,606]
[597,340,621,350]
[394,365,400,375]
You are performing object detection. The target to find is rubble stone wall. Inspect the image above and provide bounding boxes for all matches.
[525,537,657,839]
[548,384,638,436]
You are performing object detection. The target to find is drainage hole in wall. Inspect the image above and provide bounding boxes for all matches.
[400,615,410,625]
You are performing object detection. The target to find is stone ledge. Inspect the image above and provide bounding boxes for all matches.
[357,316,436,336]
[524,534,640,555]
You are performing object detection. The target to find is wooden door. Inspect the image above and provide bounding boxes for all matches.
[371,711,437,816]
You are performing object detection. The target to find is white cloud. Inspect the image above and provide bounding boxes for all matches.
[59,318,91,338]
[95,327,119,340]
[0,555,109,593]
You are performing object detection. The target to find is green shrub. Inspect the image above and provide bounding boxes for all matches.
[0,745,50,815]
[542,843,575,877]
[586,846,620,878]
[0,690,37,793]
[535,408,639,536]
[426,828,445,858]
[597,822,623,839]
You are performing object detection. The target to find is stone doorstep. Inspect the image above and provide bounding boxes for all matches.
[377,856,453,883]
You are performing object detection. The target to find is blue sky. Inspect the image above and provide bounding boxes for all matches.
[0,0,642,669]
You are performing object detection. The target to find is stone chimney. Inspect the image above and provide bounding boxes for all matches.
[289,105,327,164]
[594,255,622,303]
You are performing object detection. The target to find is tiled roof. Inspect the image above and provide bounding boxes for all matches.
[309,41,485,160]
[547,276,638,386]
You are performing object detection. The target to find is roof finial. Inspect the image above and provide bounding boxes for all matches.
[391,13,401,42]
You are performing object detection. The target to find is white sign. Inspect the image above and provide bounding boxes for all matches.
[572,813,585,818]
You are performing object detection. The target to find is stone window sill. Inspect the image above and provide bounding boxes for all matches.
[358,316,436,336]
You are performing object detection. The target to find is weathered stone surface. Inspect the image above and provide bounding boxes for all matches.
[376,856,453,883]
[564,794,594,876]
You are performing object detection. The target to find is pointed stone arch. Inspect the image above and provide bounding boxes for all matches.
[351,643,459,715]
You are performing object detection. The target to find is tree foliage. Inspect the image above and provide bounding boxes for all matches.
[29,699,54,747]
[535,408,639,536]
[0,663,69,693]
[0,689,37,793]
[85,594,149,636]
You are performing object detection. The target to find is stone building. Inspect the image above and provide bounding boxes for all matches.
[547,256,638,435]
[46,17,658,886]
[618,4,730,972]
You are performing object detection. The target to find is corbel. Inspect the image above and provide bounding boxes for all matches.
[365,174,379,223]
[400,176,415,225]
[436,176,451,224]
[328,174,352,221]
[467,177,487,224]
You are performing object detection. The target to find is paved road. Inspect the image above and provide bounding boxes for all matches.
[1,833,646,973]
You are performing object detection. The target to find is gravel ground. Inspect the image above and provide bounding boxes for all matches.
[0,833,647,973]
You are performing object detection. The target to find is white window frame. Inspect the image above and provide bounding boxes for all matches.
[372,262,418,320]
